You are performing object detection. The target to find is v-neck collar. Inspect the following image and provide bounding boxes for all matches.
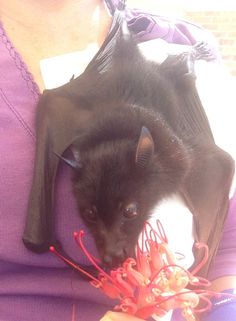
[0,2,126,139]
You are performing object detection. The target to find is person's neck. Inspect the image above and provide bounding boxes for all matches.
[0,0,112,91]
[0,0,112,48]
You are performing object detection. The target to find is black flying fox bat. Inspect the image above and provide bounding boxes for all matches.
[23,10,234,276]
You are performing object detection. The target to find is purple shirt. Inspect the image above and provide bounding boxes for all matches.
[0,1,234,320]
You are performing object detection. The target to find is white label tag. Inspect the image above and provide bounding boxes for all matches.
[40,44,99,89]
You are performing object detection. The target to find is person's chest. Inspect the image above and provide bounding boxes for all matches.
[0,1,112,91]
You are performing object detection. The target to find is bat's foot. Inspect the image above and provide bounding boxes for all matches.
[162,52,196,79]
[192,41,215,62]
[162,41,215,79]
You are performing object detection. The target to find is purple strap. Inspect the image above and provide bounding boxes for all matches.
[104,1,219,60]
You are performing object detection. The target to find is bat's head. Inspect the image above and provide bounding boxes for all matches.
[61,110,190,267]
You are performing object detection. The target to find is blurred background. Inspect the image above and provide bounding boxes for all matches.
[128,0,236,77]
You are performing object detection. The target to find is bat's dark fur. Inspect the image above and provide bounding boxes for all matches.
[70,106,190,265]
[23,12,234,276]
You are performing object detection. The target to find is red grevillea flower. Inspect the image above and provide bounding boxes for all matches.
[50,221,226,321]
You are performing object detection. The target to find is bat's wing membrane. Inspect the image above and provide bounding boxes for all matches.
[22,9,127,252]
[160,48,234,276]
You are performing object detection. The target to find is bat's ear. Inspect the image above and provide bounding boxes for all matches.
[135,126,154,168]
[54,147,82,170]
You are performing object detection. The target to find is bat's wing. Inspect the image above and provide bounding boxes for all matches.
[183,143,234,277]
[160,46,235,276]
[23,4,234,281]
[159,44,214,140]
[22,9,127,253]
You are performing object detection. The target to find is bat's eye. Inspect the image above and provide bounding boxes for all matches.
[83,206,97,223]
[123,202,139,219]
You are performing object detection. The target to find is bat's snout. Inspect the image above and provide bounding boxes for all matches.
[102,247,127,267]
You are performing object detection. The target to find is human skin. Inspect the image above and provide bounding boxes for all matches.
[209,276,236,292]
[100,311,156,321]
[0,0,112,91]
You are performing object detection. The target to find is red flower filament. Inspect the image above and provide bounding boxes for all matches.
[50,220,231,321]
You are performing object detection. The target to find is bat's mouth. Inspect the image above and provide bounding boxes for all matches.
[102,252,126,268]
[101,246,135,268]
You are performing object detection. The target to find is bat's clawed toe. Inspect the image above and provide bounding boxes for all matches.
[22,237,51,254]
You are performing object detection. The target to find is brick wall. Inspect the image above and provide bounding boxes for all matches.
[183,11,236,76]
[128,1,236,75]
